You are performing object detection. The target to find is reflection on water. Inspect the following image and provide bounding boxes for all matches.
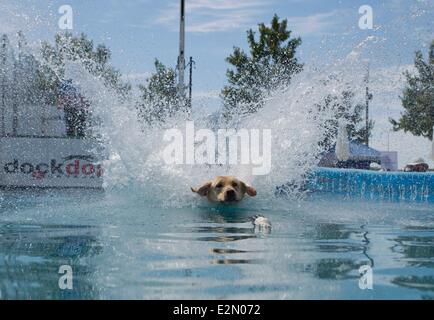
[391,230,434,296]
[303,223,373,281]
[392,231,434,269]
[1,190,434,299]
[392,276,434,294]
[194,226,257,243]
[0,223,102,299]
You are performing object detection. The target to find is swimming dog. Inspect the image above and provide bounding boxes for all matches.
[191,176,256,204]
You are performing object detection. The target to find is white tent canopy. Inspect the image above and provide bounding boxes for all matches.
[319,141,382,167]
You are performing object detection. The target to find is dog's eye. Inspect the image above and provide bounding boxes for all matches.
[232,182,238,188]
[216,183,223,188]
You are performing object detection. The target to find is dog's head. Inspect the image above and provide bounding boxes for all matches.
[191,176,257,203]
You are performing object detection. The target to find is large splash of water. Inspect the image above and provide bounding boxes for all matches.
[2,0,432,209]
[62,51,369,209]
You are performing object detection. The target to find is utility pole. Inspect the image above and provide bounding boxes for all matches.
[1,35,6,137]
[187,56,195,116]
[177,0,185,95]
[365,62,373,146]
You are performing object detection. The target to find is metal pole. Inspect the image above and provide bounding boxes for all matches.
[177,0,185,94]
[1,35,6,137]
[188,56,193,113]
[188,57,192,102]
[365,62,371,146]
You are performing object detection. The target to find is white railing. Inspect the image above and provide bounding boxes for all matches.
[0,104,67,138]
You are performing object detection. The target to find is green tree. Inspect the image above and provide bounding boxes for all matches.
[390,40,434,139]
[221,14,303,118]
[316,90,374,150]
[136,59,187,124]
[37,32,130,105]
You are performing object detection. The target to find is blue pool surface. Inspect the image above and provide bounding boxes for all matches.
[1,184,434,299]
[309,168,434,202]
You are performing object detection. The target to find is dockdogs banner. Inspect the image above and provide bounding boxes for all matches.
[0,137,103,188]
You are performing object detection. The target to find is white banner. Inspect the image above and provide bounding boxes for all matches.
[0,137,103,188]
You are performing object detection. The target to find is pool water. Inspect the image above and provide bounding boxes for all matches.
[1,189,434,299]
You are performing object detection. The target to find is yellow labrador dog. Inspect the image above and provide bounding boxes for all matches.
[191,176,257,204]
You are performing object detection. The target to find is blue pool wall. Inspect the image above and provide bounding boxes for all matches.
[308,168,434,202]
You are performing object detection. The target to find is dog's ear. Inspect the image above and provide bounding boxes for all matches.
[241,181,257,197]
[191,181,212,196]
[246,185,257,197]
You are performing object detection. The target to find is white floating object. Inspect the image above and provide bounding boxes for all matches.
[336,121,350,161]
[252,215,271,230]
[369,162,382,171]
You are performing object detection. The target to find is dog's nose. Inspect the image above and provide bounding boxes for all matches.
[225,189,236,201]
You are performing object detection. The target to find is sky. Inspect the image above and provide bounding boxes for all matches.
[1,0,433,167]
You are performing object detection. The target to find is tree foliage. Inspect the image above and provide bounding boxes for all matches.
[221,14,303,117]
[390,40,434,139]
[1,32,50,107]
[136,59,187,124]
[38,32,130,105]
[316,90,374,150]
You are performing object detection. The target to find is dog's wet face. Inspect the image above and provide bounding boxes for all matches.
[191,176,257,204]
[214,177,243,203]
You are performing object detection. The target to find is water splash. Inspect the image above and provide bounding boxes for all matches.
[0,31,387,210]
[62,53,369,209]
[2,1,432,209]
